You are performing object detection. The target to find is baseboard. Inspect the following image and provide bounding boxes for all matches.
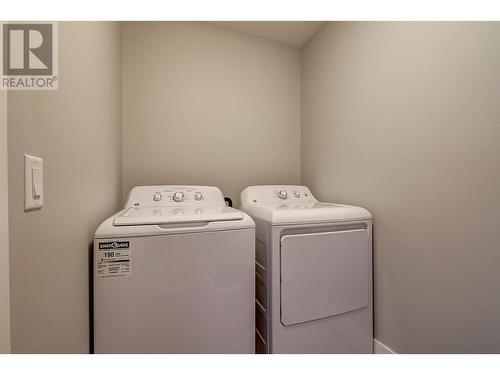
[374,339,397,354]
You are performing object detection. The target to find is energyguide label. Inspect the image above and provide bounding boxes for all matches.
[97,241,131,278]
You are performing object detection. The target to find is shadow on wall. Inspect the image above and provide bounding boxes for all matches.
[88,241,94,354]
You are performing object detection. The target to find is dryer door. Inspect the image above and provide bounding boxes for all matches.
[280,229,369,326]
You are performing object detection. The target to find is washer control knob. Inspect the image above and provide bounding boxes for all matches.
[194,193,203,201]
[277,190,288,199]
[294,191,300,198]
[153,193,162,201]
[173,192,184,202]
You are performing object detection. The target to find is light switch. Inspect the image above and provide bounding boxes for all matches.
[24,154,43,210]
[32,168,42,198]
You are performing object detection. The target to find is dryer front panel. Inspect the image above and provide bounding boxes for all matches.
[280,229,369,326]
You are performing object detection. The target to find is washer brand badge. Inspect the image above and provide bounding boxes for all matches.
[0,22,58,90]
[99,241,130,250]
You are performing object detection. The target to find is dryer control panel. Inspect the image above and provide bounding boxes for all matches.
[124,185,226,208]
[241,185,317,205]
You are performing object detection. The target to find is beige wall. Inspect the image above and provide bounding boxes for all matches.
[0,88,10,353]
[7,20,500,354]
[302,22,500,353]
[122,22,301,205]
[7,22,122,353]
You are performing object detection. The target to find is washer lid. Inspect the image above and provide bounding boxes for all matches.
[113,205,243,226]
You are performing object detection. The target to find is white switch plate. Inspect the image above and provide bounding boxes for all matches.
[24,154,43,210]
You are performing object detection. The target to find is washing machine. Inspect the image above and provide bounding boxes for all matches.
[240,185,373,354]
[94,185,255,353]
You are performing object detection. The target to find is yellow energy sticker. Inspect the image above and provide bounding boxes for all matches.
[97,241,131,278]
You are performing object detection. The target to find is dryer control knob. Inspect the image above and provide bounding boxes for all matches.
[194,193,203,201]
[277,190,288,199]
[173,192,184,202]
[153,193,162,201]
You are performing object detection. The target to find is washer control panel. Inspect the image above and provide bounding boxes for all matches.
[124,186,225,208]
